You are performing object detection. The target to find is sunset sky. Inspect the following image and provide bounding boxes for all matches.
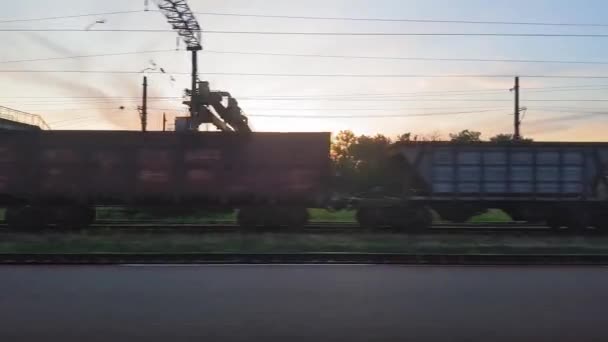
[2,0,608,140]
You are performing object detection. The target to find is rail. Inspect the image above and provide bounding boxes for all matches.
[0,105,51,130]
[0,253,607,265]
[1,221,602,235]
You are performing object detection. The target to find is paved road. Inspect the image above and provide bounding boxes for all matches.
[1,265,607,341]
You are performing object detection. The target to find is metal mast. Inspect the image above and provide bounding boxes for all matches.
[153,0,251,133]
[153,0,202,120]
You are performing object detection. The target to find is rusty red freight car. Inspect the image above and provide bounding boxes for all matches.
[0,130,331,229]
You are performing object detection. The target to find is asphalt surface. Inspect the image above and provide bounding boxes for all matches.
[1,265,607,342]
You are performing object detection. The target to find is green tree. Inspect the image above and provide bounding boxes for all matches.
[396,133,413,142]
[489,133,515,142]
[331,130,357,162]
[330,132,395,193]
[330,131,358,192]
[449,129,482,142]
[423,131,443,142]
[490,133,534,143]
[349,134,393,192]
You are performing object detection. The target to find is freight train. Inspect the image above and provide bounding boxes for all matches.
[1,129,607,231]
[0,130,330,229]
[352,141,608,231]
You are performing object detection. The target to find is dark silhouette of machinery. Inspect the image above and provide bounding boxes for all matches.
[154,1,251,133]
[179,81,251,132]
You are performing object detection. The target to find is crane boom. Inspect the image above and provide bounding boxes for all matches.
[153,0,202,50]
[154,0,251,133]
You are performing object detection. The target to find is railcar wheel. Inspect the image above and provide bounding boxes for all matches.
[565,214,591,233]
[53,205,95,230]
[545,216,564,231]
[591,209,608,231]
[284,207,309,229]
[5,206,47,230]
[434,204,481,223]
[437,210,475,223]
[237,207,259,228]
[238,206,310,230]
[356,208,382,229]
[385,206,432,232]
[405,206,433,232]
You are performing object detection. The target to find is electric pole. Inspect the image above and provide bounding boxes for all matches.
[140,76,148,132]
[513,76,521,140]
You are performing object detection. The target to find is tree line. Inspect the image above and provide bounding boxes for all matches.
[331,130,532,193]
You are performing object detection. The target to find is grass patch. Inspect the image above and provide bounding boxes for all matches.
[95,207,236,223]
[93,207,509,224]
[308,209,355,222]
[95,207,354,223]
[469,209,512,223]
[1,206,510,224]
[0,231,606,254]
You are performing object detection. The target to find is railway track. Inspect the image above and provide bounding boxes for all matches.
[0,252,607,265]
[0,220,602,235]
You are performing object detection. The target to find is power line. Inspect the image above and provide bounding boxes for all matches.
[0,96,179,99]
[0,49,177,64]
[7,28,608,38]
[6,70,608,79]
[246,109,506,118]
[205,73,608,79]
[532,106,608,111]
[192,11,608,28]
[195,31,608,37]
[0,70,161,74]
[5,48,608,66]
[0,28,174,32]
[525,99,608,102]
[0,10,144,24]
[202,50,608,66]
[243,106,509,111]
[24,106,508,112]
[239,98,513,102]
[1,9,606,28]
[4,84,608,100]
[222,85,608,98]
[199,73,608,79]
[530,108,608,114]
[246,98,608,102]
[12,96,608,106]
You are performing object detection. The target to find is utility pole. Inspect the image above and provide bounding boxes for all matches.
[162,112,167,131]
[141,75,148,132]
[189,46,201,123]
[513,76,521,140]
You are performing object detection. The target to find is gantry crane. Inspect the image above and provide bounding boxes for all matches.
[153,0,251,132]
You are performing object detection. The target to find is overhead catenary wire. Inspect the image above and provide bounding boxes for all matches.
[8,28,608,38]
[14,96,608,104]
[0,49,178,64]
[27,105,608,122]
[0,10,144,24]
[201,50,608,65]
[3,9,607,132]
[4,48,608,66]
[40,108,510,119]
[20,106,510,112]
[2,9,608,28]
[6,70,608,79]
[3,84,608,100]
[246,109,507,118]
[192,11,608,28]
